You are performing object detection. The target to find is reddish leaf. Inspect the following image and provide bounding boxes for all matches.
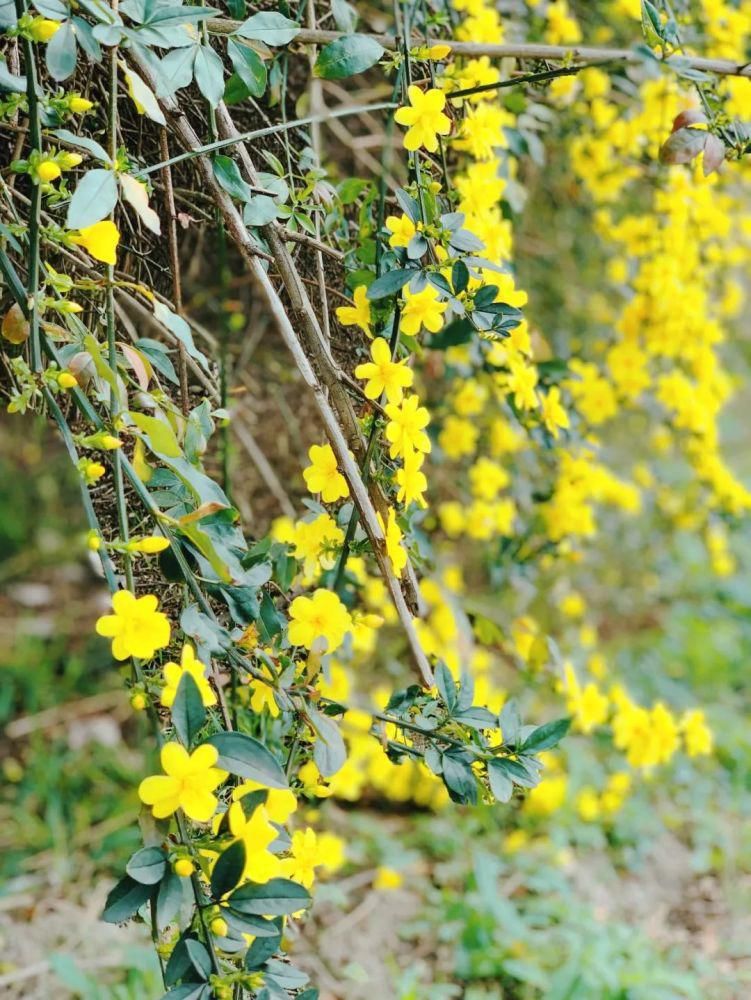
[659,126,708,165]
[1,303,29,345]
[671,109,708,133]
[702,133,725,176]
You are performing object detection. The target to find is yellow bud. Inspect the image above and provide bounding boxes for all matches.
[128,536,170,554]
[29,18,61,43]
[58,151,83,170]
[84,461,105,483]
[100,434,122,450]
[428,44,451,59]
[69,96,94,114]
[130,692,147,712]
[37,159,62,183]
[174,858,195,878]
[58,371,78,389]
[210,917,228,937]
[86,530,101,551]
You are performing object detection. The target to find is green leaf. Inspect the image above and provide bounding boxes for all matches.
[180,604,233,654]
[228,878,311,916]
[245,928,282,969]
[129,411,182,458]
[211,839,247,898]
[66,169,118,230]
[487,759,514,803]
[53,128,110,164]
[204,732,288,789]
[492,755,539,788]
[520,717,571,753]
[441,752,478,805]
[193,43,225,107]
[213,154,252,201]
[0,56,25,93]
[46,19,77,81]
[172,672,207,748]
[314,33,384,80]
[309,708,346,777]
[102,874,153,923]
[499,698,521,747]
[156,869,185,930]
[126,846,168,885]
[153,300,211,373]
[156,46,197,98]
[227,37,267,97]
[366,268,414,300]
[165,934,212,986]
[236,11,300,46]
[159,985,211,1000]
[435,661,457,714]
[243,195,278,227]
[640,0,663,46]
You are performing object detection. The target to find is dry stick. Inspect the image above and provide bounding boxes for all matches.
[159,128,190,416]
[206,21,751,76]
[129,55,432,688]
[212,101,425,619]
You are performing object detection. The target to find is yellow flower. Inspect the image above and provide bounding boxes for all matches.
[373,865,404,890]
[386,213,417,249]
[138,742,227,823]
[82,460,105,484]
[71,221,120,266]
[279,828,345,889]
[233,780,298,824]
[563,663,609,734]
[385,394,430,459]
[225,801,281,882]
[377,508,407,578]
[540,386,570,438]
[95,590,171,661]
[28,17,61,42]
[400,286,447,336]
[396,451,428,508]
[681,709,713,757]
[160,643,217,709]
[355,337,413,404]
[302,443,349,503]
[288,588,353,654]
[335,285,372,337]
[394,85,452,152]
[292,513,344,577]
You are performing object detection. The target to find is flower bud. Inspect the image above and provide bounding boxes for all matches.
[99,433,123,450]
[37,159,61,183]
[58,151,83,170]
[127,536,170,554]
[210,916,228,937]
[68,96,94,114]
[86,530,101,551]
[173,858,195,878]
[28,17,61,43]
[82,461,105,484]
[130,692,147,712]
[58,371,78,389]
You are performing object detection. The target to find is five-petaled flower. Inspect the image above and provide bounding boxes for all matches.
[400,286,447,336]
[335,285,372,337]
[288,588,353,654]
[385,394,431,459]
[95,590,170,661]
[303,443,350,503]
[161,643,217,709]
[394,86,452,152]
[138,742,228,822]
[386,213,417,249]
[355,337,413,404]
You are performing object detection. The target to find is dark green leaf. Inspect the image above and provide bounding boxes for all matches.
[435,661,457,714]
[245,928,282,969]
[492,755,539,788]
[213,154,252,201]
[102,874,153,923]
[165,934,212,986]
[487,759,514,803]
[227,37,267,97]
[156,869,186,930]
[309,708,346,777]
[180,604,233,655]
[126,846,167,885]
[204,732,288,789]
[228,878,311,916]
[454,706,497,730]
[172,672,207,748]
[366,268,414,300]
[314,34,384,80]
[520,717,571,753]
[441,752,478,805]
[159,985,210,1000]
[211,839,247,898]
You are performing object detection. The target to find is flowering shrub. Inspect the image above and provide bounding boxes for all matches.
[1,0,747,996]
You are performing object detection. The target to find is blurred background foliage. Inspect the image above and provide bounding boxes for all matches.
[4,8,751,993]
